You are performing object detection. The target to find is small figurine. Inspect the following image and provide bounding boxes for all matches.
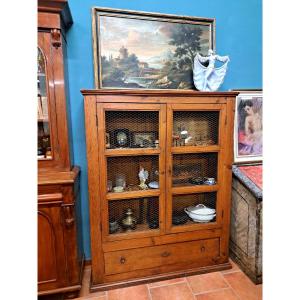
[178,125,192,146]
[193,49,230,91]
[138,167,149,190]
[172,134,180,146]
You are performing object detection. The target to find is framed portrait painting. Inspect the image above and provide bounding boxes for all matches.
[92,7,215,89]
[234,92,263,163]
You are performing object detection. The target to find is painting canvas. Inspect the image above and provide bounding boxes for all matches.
[92,8,215,89]
[234,93,263,163]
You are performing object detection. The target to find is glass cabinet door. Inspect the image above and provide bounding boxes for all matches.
[37,47,52,160]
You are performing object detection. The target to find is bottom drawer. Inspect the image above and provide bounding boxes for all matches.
[104,238,219,275]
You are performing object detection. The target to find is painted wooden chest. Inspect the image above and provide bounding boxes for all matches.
[230,165,262,284]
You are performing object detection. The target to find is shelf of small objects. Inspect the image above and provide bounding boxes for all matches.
[106,186,160,200]
[173,177,216,186]
[105,147,161,157]
[172,204,216,227]
[109,219,160,235]
[109,206,160,235]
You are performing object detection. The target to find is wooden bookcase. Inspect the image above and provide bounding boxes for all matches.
[82,89,237,291]
[38,1,83,298]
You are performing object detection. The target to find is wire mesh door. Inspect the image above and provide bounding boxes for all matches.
[98,103,166,241]
[166,103,226,233]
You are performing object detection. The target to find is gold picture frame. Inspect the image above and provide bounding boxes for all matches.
[92,7,215,90]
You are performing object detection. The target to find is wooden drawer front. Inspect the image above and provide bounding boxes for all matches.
[104,238,219,275]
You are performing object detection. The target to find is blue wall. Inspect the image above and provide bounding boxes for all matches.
[67,0,262,259]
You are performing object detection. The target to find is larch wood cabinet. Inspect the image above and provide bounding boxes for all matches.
[38,1,83,298]
[82,89,237,291]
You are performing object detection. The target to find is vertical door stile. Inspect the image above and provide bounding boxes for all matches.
[165,104,174,233]
[97,103,109,241]
[216,104,227,226]
[159,104,167,234]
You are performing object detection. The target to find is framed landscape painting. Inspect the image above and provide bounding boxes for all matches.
[234,92,263,163]
[92,7,215,89]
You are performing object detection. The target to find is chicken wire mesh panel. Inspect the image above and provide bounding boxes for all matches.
[172,111,219,147]
[107,155,159,192]
[172,153,218,187]
[172,192,217,226]
[105,111,159,149]
[108,197,159,234]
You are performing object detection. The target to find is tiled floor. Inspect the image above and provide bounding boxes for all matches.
[40,260,262,300]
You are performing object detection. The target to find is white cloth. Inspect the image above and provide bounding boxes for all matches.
[193,52,230,91]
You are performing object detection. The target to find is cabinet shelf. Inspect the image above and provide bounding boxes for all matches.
[170,221,218,233]
[107,226,160,241]
[172,184,219,195]
[38,118,49,122]
[106,189,160,200]
[109,223,160,236]
[171,145,220,154]
[105,148,160,157]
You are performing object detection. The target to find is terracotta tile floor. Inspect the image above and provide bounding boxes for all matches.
[40,259,262,300]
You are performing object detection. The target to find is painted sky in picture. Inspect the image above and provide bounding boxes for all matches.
[99,16,210,69]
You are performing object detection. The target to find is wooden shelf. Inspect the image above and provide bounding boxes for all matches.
[172,184,219,195]
[38,118,49,122]
[170,220,218,234]
[106,189,160,200]
[105,148,160,157]
[38,156,52,160]
[171,145,220,154]
[106,226,160,242]
[109,223,159,236]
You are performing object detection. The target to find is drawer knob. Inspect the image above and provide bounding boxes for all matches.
[161,251,171,257]
[201,246,206,252]
[120,256,126,264]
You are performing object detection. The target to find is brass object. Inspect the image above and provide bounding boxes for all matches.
[121,208,137,231]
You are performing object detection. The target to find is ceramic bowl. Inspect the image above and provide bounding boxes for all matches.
[184,210,216,222]
[113,186,124,193]
[185,204,216,215]
[203,177,216,185]
[149,181,159,189]
[184,204,216,223]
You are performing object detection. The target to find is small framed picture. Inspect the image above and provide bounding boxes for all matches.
[131,131,157,148]
[113,129,130,148]
[234,92,263,163]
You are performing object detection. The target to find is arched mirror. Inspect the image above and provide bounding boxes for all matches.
[37,47,52,159]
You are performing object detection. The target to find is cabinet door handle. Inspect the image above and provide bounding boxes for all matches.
[161,251,171,257]
[200,246,206,252]
[120,256,126,264]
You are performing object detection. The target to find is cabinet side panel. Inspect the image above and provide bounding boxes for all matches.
[62,33,74,167]
[220,97,235,259]
[51,29,71,170]
[84,96,104,284]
